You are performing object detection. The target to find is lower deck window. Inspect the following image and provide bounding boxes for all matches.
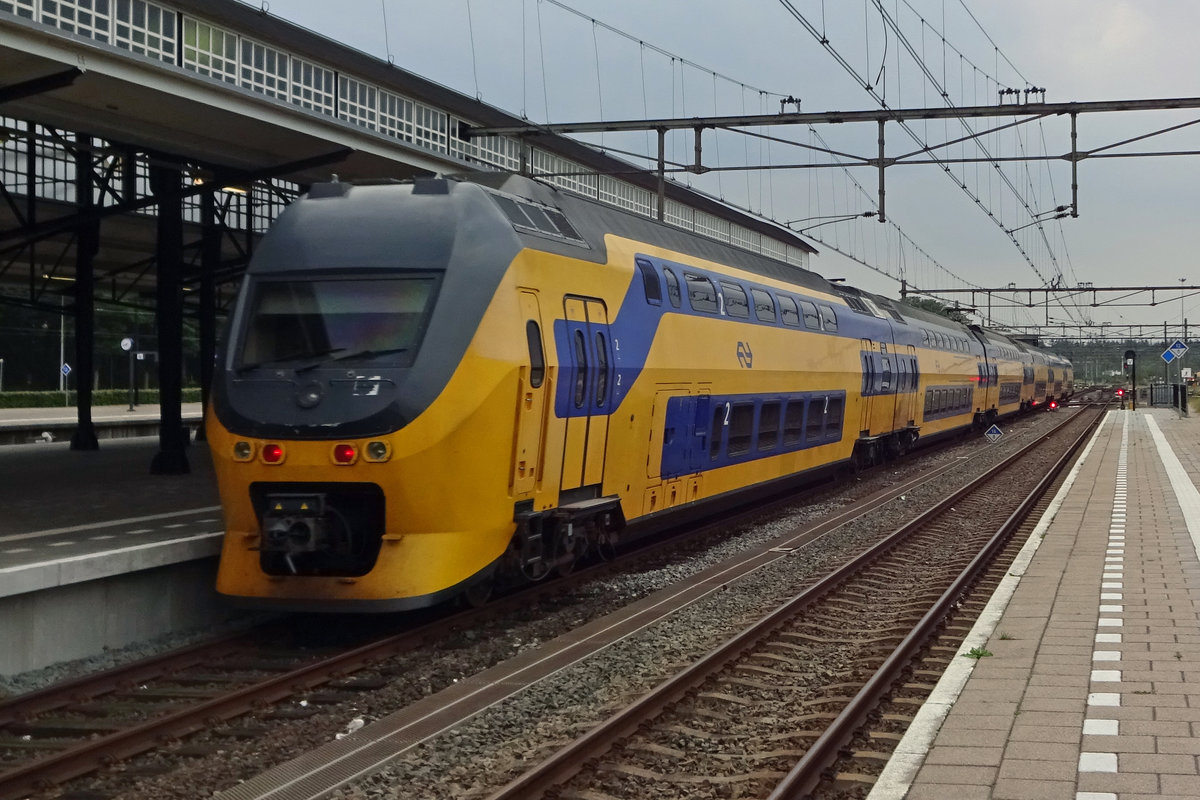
[680,392,845,474]
[825,396,844,434]
[728,403,754,455]
[783,401,804,445]
[806,398,825,440]
[758,402,781,451]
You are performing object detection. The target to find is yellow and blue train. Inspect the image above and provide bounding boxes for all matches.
[207,173,1073,611]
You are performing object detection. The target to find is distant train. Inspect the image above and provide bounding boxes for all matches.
[207,172,1073,611]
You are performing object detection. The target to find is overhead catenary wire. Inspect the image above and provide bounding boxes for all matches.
[466,0,481,100]
[592,20,604,150]
[954,0,1033,87]
[379,0,393,64]
[775,0,1076,317]
[536,0,550,121]
[528,0,997,293]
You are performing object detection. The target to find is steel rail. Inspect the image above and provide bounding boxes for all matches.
[0,626,437,800]
[0,411,1082,800]
[204,427,1015,800]
[0,455,930,800]
[766,405,1103,798]
[483,407,1101,800]
[0,633,248,728]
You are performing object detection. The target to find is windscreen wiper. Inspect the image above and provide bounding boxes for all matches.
[328,347,409,363]
[236,347,345,374]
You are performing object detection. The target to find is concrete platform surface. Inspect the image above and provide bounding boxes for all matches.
[0,406,230,675]
[870,407,1200,800]
[0,401,203,429]
[0,413,221,602]
[0,421,217,537]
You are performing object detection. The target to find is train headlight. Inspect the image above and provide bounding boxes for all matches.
[233,441,254,461]
[365,441,390,462]
[332,443,358,465]
[262,443,285,464]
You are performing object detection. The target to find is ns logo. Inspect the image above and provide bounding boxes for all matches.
[736,341,754,369]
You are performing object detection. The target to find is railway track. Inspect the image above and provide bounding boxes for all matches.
[181,408,1098,800]
[482,405,1103,800]
[0,481,899,799]
[0,408,1095,800]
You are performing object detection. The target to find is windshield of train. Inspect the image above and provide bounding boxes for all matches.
[237,276,437,370]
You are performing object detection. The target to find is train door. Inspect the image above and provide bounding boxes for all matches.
[511,291,549,496]
[861,338,896,434]
[878,342,896,431]
[859,338,875,434]
[652,390,711,479]
[974,354,992,414]
[902,345,916,429]
[560,297,613,493]
[894,344,916,427]
[646,387,708,514]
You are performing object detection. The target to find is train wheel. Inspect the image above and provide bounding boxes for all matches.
[520,556,551,582]
[595,527,618,562]
[461,575,495,608]
[553,521,588,577]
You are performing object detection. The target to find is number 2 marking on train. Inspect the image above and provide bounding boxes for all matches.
[723,402,732,426]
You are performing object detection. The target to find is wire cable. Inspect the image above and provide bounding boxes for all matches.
[466,0,481,100]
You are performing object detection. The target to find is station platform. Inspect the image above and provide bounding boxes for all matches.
[0,401,204,445]
[871,406,1200,800]
[0,408,229,677]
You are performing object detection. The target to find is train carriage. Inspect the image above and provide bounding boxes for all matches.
[972,328,1028,420]
[208,172,1072,611]
[897,307,983,442]
[1019,343,1051,408]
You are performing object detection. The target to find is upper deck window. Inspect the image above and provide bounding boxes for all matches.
[721,282,749,318]
[663,268,682,308]
[636,259,662,305]
[800,300,820,330]
[685,272,718,313]
[779,296,800,326]
[751,288,776,322]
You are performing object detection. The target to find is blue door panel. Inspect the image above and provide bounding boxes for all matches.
[661,395,710,478]
[690,395,711,474]
[555,317,615,418]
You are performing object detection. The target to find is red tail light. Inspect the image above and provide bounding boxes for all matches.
[332,444,357,464]
[262,443,284,464]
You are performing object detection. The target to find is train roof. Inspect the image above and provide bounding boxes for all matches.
[456,172,828,287]
[273,173,1071,367]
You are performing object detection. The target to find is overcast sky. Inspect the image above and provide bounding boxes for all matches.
[247,0,1200,335]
